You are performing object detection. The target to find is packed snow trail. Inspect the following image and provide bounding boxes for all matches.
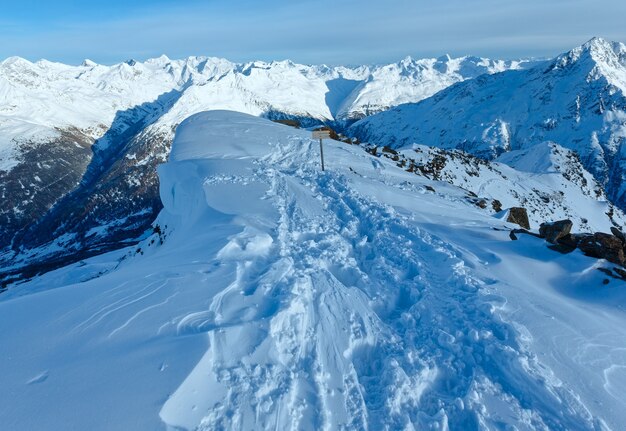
[1,111,625,430]
[160,112,616,430]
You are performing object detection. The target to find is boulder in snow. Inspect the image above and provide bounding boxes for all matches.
[610,227,626,243]
[506,207,530,230]
[539,219,573,244]
[578,233,626,266]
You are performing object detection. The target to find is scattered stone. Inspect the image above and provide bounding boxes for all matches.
[424,185,436,193]
[539,219,573,244]
[272,119,301,128]
[578,232,625,266]
[506,207,530,230]
[598,267,613,276]
[365,146,378,156]
[556,233,581,249]
[492,199,502,212]
[509,228,542,241]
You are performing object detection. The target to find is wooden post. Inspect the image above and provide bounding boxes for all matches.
[312,129,331,171]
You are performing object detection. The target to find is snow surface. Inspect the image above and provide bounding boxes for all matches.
[1,111,626,430]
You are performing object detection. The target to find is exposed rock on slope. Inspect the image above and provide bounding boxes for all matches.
[365,141,626,232]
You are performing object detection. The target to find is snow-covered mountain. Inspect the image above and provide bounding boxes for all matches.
[378,140,625,232]
[0,53,532,277]
[350,37,626,209]
[2,112,626,430]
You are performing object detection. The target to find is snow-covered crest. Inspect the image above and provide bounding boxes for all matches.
[2,111,626,430]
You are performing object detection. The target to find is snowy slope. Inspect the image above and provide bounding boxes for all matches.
[350,37,626,208]
[388,141,625,232]
[336,55,536,120]
[2,111,626,430]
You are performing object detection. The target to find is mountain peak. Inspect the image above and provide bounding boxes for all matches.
[81,59,97,67]
[582,36,611,49]
[1,56,33,68]
[557,36,626,67]
[548,38,626,91]
[145,55,171,67]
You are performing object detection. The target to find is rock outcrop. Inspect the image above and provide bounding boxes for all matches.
[577,233,625,266]
[513,220,626,269]
[506,207,530,230]
[539,220,573,244]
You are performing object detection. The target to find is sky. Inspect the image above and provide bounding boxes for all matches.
[2,0,626,65]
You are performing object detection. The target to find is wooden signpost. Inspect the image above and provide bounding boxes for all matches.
[312,129,331,171]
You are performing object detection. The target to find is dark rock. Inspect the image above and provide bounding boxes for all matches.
[614,267,626,279]
[610,227,625,243]
[365,146,378,156]
[547,244,575,254]
[509,228,542,241]
[598,267,614,276]
[425,185,436,193]
[578,232,625,266]
[539,219,573,244]
[492,199,502,212]
[506,207,530,230]
[476,199,488,209]
[272,119,301,128]
[557,233,582,249]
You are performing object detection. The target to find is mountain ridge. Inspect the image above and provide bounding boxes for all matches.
[350,37,626,208]
[2,111,626,430]
[0,51,536,276]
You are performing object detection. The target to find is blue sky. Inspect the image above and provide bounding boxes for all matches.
[2,0,626,65]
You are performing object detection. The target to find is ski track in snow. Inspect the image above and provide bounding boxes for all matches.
[162,134,604,430]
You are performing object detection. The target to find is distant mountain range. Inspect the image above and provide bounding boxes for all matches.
[0,52,534,275]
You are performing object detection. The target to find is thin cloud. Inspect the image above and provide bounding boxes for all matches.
[1,0,625,65]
